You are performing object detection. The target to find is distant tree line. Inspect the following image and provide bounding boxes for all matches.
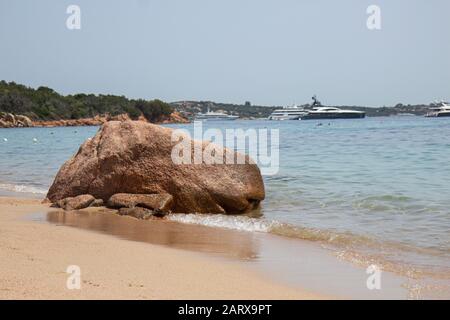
[0,81,173,122]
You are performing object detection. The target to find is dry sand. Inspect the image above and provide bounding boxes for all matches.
[0,197,323,299]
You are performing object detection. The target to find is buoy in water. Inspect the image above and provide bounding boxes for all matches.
[3,138,7,142]
[32,138,38,143]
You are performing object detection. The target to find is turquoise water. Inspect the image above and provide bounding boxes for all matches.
[1,117,449,275]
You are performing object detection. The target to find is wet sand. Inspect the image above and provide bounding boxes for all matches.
[42,208,417,299]
[0,197,322,299]
[2,196,445,299]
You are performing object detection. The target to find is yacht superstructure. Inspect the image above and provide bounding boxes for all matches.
[300,95,365,120]
[301,106,365,120]
[425,102,450,117]
[195,107,239,121]
[268,105,308,120]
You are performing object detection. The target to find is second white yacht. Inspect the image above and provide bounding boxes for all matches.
[195,107,239,121]
[425,102,450,117]
[268,105,308,120]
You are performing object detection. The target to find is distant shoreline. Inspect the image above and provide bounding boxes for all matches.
[0,111,189,129]
[0,113,434,129]
[0,81,441,128]
[0,81,189,129]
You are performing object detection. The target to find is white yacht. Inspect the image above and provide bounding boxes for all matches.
[195,107,239,121]
[268,105,308,120]
[301,106,365,120]
[425,102,450,118]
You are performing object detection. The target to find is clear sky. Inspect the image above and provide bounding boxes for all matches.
[0,0,449,106]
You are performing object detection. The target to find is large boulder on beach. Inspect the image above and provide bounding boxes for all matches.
[46,121,265,214]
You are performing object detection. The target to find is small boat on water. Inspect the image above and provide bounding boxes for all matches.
[268,105,308,120]
[300,95,365,120]
[195,107,239,121]
[425,102,450,118]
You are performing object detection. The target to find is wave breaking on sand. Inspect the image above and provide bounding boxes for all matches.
[0,183,47,195]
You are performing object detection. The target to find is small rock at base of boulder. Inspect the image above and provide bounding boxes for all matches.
[118,207,154,220]
[90,199,104,207]
[56,194,95,210]
[107,193,173,212]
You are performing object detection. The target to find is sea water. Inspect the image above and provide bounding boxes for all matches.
[0,117,449,278]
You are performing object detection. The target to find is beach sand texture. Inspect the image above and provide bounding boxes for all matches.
[0,197,322,300]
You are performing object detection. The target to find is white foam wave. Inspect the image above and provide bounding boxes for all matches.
[0,183,47,195]
[167,213,275,233]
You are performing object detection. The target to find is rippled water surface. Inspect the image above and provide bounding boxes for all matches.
[1,117,449,274]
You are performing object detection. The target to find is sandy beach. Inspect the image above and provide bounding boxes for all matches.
[1,0,449,304]
[0,197,323,300]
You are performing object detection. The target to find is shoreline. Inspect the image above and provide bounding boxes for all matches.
[0,196,324,300]
[0,112,190,129]
[3,196,447,299]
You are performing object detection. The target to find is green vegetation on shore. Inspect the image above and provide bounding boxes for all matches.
[0,81,173,122]
[1,81,437,121]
